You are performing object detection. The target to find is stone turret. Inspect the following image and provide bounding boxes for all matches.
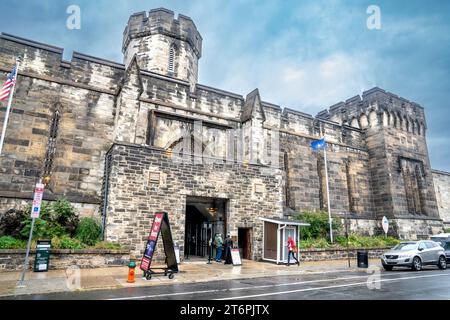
[122,8,202,91]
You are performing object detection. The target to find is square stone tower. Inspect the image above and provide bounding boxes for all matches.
[320,88,443,238]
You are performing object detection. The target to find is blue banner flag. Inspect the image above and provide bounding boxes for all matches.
[310,138,326,151]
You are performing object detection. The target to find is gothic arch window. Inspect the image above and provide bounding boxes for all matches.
[168,44,176,73]
[401,160,426,215]
[317,158,327,210]
[284,152,292,208]
[43,109,61,179]
[414,164,426,214]
[345,160,356,213]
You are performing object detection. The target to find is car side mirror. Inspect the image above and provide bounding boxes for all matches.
[418,248,424,251]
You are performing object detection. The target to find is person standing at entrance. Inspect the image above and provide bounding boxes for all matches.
[214,233,223,262]
[224,234,233,265]
[287,236,299,266]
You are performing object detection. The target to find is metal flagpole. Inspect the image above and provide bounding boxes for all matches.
[0,57,21,156]
[323,138,333,243]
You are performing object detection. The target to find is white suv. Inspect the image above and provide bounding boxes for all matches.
[381,240,447,271]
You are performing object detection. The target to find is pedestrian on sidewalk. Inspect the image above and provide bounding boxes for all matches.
[224,234,233,265]
[214,233,223,262]
[287,236,300,266]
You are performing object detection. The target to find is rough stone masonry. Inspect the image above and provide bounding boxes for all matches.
[0,8,449,260]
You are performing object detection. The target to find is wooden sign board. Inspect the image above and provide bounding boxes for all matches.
[231,248,242,266]
[140,212,178,273]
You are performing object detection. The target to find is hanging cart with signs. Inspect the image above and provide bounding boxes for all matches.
[140,212,178,280]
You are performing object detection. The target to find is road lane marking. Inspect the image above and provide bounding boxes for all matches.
[106,271,436,300]
[216,273,450,300]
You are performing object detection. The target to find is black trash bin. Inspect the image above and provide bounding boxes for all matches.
[357,251,369,268]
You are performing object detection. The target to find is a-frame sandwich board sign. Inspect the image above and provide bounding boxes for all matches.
[140,212,178,279]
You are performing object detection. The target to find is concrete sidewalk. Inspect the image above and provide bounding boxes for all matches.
[0,258,381,298]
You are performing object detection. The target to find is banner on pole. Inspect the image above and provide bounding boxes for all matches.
[31,183,45,219]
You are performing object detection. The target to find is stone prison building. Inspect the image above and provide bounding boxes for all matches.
[0,8,449,260]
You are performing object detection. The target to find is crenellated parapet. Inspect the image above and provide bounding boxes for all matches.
[317,87,426,136]
[122,8,202,58]
[122,8,202,90]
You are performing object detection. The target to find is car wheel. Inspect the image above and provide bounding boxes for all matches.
[438,256,447,270]
[412,256,422,271]
[382,264,393,271]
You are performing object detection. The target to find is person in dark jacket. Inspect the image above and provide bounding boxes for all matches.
[224,234,233,264]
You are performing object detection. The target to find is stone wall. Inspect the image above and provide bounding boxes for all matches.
[0,8,446,246]
[0,197,100,218]
[299,247,389,262]
[0,247,388,271]
[104,143,285,259]
[433,170,450,228]
[0,249,130,271]
[0,34,122,214]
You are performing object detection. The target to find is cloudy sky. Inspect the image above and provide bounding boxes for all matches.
[1,0,449,171]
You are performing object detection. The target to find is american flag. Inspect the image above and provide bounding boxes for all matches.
[0,65,18,101]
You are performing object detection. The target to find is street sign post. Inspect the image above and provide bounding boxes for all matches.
[18,181,45,286]
[31,183,44,218]
[382,216,389,238]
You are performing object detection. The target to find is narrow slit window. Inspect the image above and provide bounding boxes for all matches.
[168,45,175,73]
[43,110,60,178]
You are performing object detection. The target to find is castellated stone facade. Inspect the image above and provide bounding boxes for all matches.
[0,8,449,260]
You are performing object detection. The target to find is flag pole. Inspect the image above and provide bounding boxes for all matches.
[0,57,21,156]
[323,137,333,243]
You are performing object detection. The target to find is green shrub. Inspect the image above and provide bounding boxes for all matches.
[444,228,450,233]
[0,209,27,238]
[92,241,121,250]
[20,199,80,240]
[299,237,332,249]
[51,236,85,249]
[20,214,50,240]
[76,218,102,246]
[296,211,341,240]
[332,234,399,248]
[51,198,79,236]
[0,236,27,249]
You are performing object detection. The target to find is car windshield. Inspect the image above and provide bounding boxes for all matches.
[433,239,446,246]
[432,239,450,249]
[393,243,417,251]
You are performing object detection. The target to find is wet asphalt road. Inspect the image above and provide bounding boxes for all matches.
[3,266,450,300]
